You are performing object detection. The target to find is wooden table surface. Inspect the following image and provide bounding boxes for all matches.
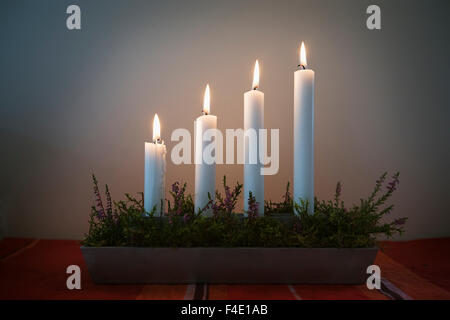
[1,237,449,300]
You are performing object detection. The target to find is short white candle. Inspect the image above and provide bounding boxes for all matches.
[244,60,264,215]
[294,42,315,214]
[144,114,166,215]
[194,84,217,215]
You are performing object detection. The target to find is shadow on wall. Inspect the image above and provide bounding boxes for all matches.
[0,128,93,239]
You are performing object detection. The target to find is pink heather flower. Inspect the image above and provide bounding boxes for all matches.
[92,175,105,220]
[387,174,400,192]
[171,182,180,194]
[335,181,342,198]
[247,192,259,219]
[376,174,387,186]
[394,217,407,226]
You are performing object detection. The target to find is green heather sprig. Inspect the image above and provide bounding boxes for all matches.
[264,182,293,214]
[92,174,106,219]
[166,181,195,223]
[246,191,259,219]
[208,176,243,217]
[82,172,406,248]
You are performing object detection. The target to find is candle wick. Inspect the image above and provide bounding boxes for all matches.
[154,138,161,144]
[202,111,208,115]
[298,64,306,70]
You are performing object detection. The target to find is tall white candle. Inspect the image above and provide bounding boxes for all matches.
[195,84,217,215]
[244,60,264,215]
[144,114,166,215]
[294,42,315,214]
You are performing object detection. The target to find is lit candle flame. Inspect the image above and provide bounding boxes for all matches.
[203,84,210,114]
[252,60,259,90]
[300,41,307,68]
[153,113,161,142]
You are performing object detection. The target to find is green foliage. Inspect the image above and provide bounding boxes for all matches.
[208,176,243,216]
[82,172,406,248]
[264,182,293,215]
[291,172,405,247]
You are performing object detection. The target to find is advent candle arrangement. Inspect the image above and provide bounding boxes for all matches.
[144,42,315,216]
[194,84,217,215]
[244,60,264,215]
[294,42,315,214]
[144,114,166,215]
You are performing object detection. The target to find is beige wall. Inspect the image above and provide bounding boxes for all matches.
[1,0,449,240]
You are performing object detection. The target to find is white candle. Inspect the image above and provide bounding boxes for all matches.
[194,84,217,215]
[144,114,166,215]
[294,42,315,214]
[244,60,264,215]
